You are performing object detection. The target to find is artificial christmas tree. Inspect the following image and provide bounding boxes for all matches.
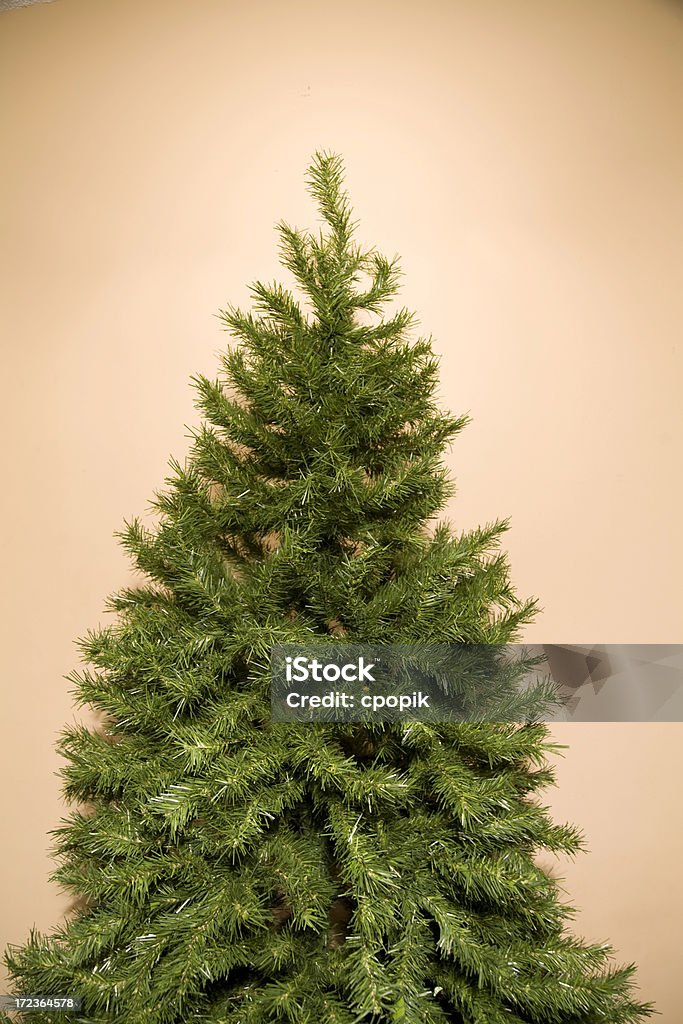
[3,152,653,1023]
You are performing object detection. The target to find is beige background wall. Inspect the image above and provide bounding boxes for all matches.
[2,0,682,1017]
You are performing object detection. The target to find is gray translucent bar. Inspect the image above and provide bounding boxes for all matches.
[0,996,83,1012]
[270,644,683,723]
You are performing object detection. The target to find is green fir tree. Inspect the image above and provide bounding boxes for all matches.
[3,152,653,1024]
